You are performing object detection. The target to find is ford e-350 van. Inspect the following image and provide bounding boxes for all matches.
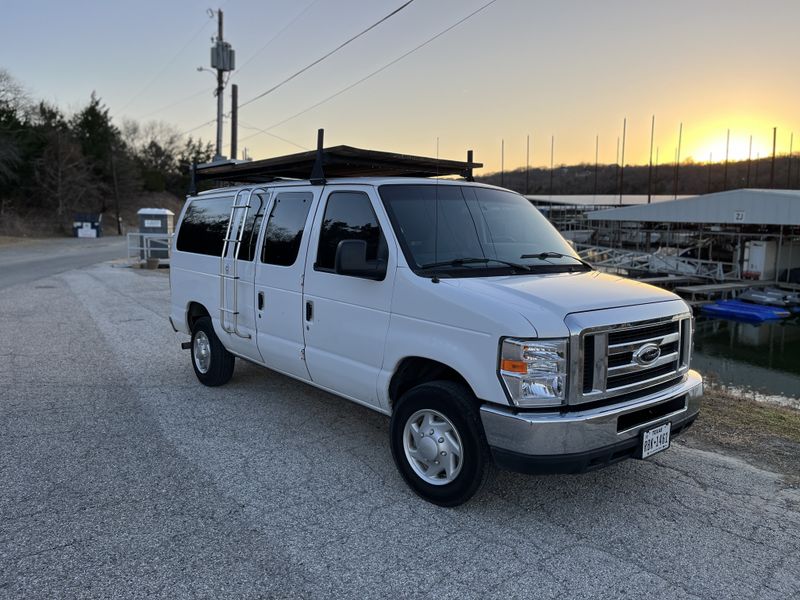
[169,137,702,506]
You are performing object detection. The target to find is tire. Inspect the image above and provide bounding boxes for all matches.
[390,381,494,507]
[190,316,235,386]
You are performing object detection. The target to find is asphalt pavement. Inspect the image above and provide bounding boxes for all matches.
[0,249,799,599]
[0,236,127,291]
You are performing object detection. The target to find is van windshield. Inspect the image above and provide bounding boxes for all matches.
[379,184,587,276]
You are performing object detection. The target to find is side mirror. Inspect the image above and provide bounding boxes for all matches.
[334,239,386,280]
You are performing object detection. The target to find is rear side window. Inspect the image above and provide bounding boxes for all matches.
[316,191,383,271]
[176,197,232,256]
[261,192,313,266]
[238,192,267,262]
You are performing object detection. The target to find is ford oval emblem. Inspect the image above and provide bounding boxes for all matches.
[633,343,661,366]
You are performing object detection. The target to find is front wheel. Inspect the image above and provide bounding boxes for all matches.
[390,381,494,507]
[190,316,235,386]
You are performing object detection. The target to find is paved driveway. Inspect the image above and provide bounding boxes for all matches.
[0,236,127,291]
[1,261,798,598]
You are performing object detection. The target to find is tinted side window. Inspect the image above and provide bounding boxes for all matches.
[261,192,313,266]
[239,192,267,262]
[316,191,383,271]
[176,197,232,256]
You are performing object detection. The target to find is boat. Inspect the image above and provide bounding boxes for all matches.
[700,299,791,322]
[762,287,800,305]
[738,287,800,311]
[738,289,792,307]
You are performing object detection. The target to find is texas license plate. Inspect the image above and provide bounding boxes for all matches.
[641,422,671,459]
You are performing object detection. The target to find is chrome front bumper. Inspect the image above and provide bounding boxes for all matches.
[480,369,703,473]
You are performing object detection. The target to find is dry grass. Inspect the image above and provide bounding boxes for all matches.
[0,235,40,247]
[685,384,800,479]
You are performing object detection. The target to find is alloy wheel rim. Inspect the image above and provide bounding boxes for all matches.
[193,331,211,374]
[403,409,463,485]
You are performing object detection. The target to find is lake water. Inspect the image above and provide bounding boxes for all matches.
[692,316,800,408]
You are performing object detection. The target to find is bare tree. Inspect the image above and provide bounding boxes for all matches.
[34,130,100,219]
[0,68,30,116]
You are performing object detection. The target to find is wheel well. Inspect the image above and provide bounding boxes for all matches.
[388,357,475,412]
[187,302,210,331]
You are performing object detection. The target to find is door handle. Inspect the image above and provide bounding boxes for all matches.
[305,300,313,322]
[258,291,264,311]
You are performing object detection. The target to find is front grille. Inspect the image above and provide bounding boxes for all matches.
[608,321,678,345]
[575,315,691,406]
[607,361,678,389]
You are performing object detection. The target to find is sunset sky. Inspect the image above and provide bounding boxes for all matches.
[3,0,799,173]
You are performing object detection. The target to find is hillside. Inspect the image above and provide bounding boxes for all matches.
[477,155,799,196]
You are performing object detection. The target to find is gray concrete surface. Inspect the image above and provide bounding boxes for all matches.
[1,260,799,599]
[0,237,127,290]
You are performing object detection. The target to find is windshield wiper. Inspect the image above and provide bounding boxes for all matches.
[419,257,531,271]
[520,251,592,269]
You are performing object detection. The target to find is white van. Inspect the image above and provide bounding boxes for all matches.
[169,139,702,506]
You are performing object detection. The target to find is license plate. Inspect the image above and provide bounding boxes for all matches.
[641,422,671,459]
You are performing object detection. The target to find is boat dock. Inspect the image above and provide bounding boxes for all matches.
[637,276,703,290]
[674,282,756,304]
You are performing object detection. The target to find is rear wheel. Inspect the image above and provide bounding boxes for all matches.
[191,316,235,386]
[390,381,494,507]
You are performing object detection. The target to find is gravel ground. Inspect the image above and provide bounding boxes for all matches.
[1,261,799,599]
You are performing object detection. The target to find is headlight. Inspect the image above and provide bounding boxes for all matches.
[499,338,568,407]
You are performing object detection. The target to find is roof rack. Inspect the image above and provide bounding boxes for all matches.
[189,129,480,194]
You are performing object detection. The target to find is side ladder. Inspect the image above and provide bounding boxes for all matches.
[219,188,266,338]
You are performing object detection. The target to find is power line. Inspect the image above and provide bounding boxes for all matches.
[233,0,321,77]
[136,87,211,120]
[237,0,499,144]
[234,122,310,151]
[237,0,416,111]
[181,117,218,137]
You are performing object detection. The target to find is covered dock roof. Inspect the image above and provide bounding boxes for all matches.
[526,194,692,206]
[586,189,800,226]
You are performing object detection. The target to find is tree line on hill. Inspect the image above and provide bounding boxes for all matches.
[477,153,799,197]
[0,69,213,234]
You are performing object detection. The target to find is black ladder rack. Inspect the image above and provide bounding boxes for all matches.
[190,129,480,192]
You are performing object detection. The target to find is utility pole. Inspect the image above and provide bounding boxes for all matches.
[654,147,659,193]
[525,134,530,195]
[210,8,235,161]
[746,135,752,187]
[647,115,655,203]
[215,10,224,160]
[770,126,777,188]
[787,132,793,189]
[673,122,683,199]
[230,83,238,160]
[593,134,599,196]
[500,138,504,188]
[723,129,730,190]
[549,135,554,196]
[615,136,620,197]
[619,117,626,204]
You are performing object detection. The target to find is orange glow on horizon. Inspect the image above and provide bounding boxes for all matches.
[678,116,794,166]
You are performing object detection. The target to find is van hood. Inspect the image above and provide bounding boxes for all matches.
[451,270,680,324]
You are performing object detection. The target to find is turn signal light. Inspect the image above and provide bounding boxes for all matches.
[500,359,527,373]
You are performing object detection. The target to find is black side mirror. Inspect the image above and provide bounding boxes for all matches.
[334,239,386,280]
